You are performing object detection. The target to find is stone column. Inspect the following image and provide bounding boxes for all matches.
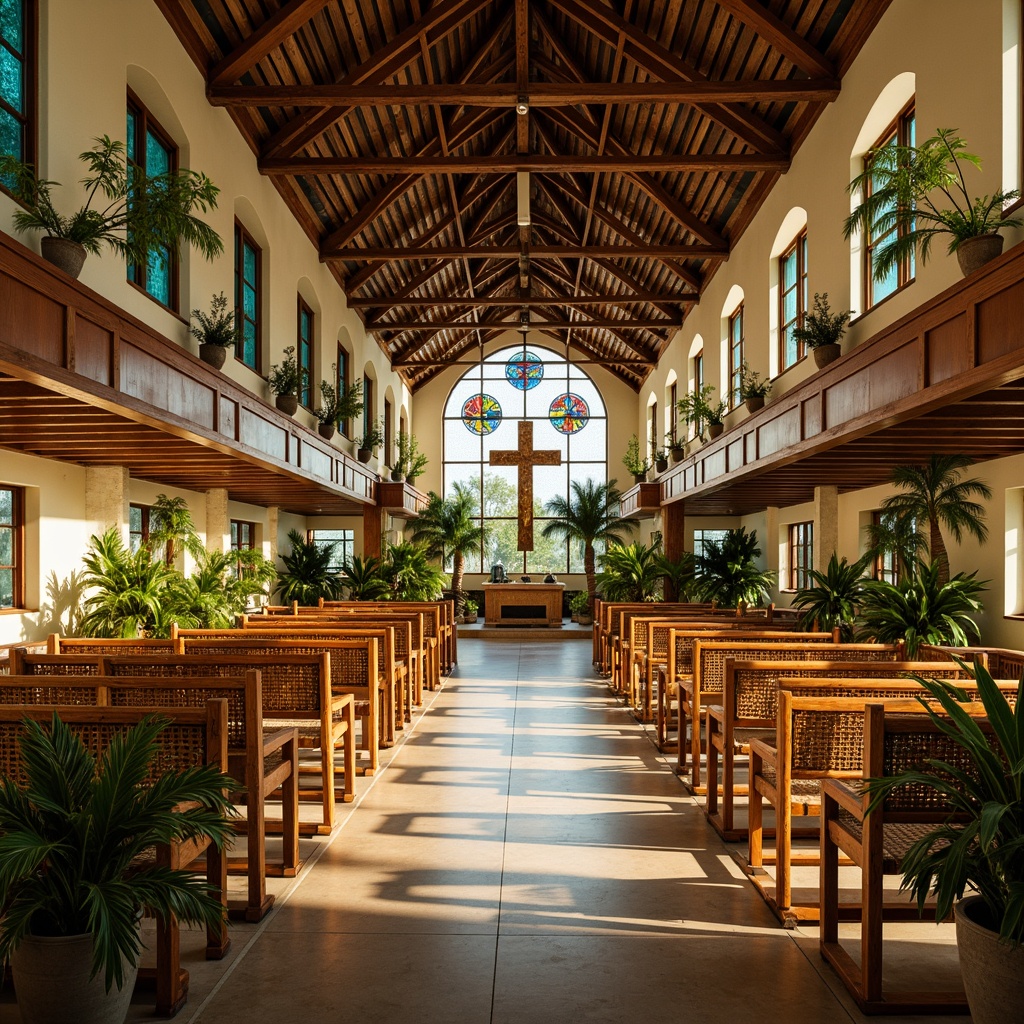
[205,489,229,553]
[265,507,280,562]
[85,466,130,541]
[763,506,780,577]
[814,485,839,570]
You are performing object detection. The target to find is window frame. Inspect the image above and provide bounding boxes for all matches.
[337,345,351,438]
[297,296,314,409]
[779,230,808,371]
[865,102,917,310]
[363,375,374,442]
[787,521,813,592]
[384,397,393,467]
[871,509,902,585]
[230,519,256,553]
[234,220,262,372]
[126,89,179,310]
[648,400,658,461]
[309,529,353,572]
[691,349,705,439]
[129,503,152,554]
[669,381,678,447]
[0,0,36,188]
[0,485,24,610]
[728,306,744,410]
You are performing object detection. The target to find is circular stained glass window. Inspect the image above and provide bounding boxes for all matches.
[505,350,544,390]
[462,394,502,435]
[548,393,590,434]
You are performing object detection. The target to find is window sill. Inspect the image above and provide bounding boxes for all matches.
[1003,195,1024,219]
[0,607,34,616]
[125,279,188,325]
[850,278,915,326]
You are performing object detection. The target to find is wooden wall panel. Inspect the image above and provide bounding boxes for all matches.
[304,443,332,481]
[0,277,64,363]
[219,396,238,439]
[74,316,113,386]
[703,447,726,481]
[756,406,801,457]
[824,343,917,427]
[121,344,215,430]
[926,313,971,386]
[977,280,1024,364]
[726,438,743,471]
[239,408,287,461]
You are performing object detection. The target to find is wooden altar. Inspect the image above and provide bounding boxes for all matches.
[483,582,565,627]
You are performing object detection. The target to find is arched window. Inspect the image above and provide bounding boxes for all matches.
[443,344,607,574]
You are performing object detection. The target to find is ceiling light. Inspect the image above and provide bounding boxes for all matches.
[518,308,531,335]
[517,171,531,227]
[516,95,529,116]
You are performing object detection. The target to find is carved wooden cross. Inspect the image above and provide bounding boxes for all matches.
[489,420,562,551]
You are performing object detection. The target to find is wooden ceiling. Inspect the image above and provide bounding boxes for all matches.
[156,0,890,390]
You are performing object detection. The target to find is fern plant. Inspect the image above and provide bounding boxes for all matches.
[275,529,344,604]
[596,541,664,602]
[692,527,775,608]
[339,555,390,600]
[792,552,871,641]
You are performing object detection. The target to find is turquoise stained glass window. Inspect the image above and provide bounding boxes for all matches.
[126,95,176,308]
[298,299,313,408]
[0,0,31,171]
[235,223,260,370]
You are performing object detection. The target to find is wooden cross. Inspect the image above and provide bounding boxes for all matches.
[489,420,562,551]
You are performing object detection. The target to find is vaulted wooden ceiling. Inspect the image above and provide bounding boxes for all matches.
[156,0,890,391]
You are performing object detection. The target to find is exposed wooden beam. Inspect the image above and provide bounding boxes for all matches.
[212,79,840,108]
[371,318,681,330]
[349,292,696,307]
[328,243,727,261]
[393,355,657,367]
[208,0,334,86]
[263,153,789,175]
[714,0,835,79]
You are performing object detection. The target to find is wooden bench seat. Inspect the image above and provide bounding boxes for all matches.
[0,701,230,1017]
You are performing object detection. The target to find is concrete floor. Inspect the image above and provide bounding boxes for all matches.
[3,636,968,1023]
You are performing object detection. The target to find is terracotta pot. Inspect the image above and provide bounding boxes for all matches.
[357,447,372,464]
[40,237,87,279]
[275,393,298,416]
[318,421,336,440]
[707,422,724,439]
[11,930,140,1024]
[812,343,842,369]
[199,343,229,370]
[956,233,1004,277]
[955,896,1024,1024]
[744,394,765,413]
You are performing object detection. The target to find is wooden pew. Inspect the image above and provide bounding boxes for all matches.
[820,704,992,1014]
[0,701,230,1017]
[0,668,300,923]
[703,645,904,838]
[746,670,991,925]
[176,635,379,776]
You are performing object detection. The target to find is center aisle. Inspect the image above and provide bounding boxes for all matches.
[187,638,915,1023]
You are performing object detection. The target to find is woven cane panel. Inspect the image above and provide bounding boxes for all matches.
[20,659,101,676]
[698,637,836,694]
[791,711,866,772]
[0,683,100,704]
[881,729,986,813]
[177,647,321,709]
[757,762,822,798]
[330,647,372,685]
[109,686,246,748]
[835,812,937,871]
[59,642,174,655]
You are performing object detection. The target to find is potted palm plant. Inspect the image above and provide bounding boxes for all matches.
[568,590,592,626]
[845,128,1023,280]
[462,597,479,623]
[0,135,223,280]
[357,417,385,464]
[189,292,239,370]
[622,435,650,483]
[791,551,870,640]
[0,713,235,1024]
[738,360,771,412]
[862,668,1024,1024]
[275,529,344,603]
[692,527,775,608]
[268,345,307,416]
[792,292,851,369]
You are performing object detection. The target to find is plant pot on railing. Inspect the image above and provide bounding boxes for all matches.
[357,447,372,464]
[956,233,1004,277]
[40,237,87,279]
[633,472,647,484]
[707,422,724,439]
[812,343,842,369]
[275,393,299,416]
[318,421,336,440]
[390,467,405,482]
[655,457,668,474]
[199,343,229,370]
[744,395,765,413]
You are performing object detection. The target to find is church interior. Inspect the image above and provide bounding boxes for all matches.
[1,1,1023,1022]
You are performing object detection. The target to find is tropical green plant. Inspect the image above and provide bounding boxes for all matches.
[879,454,991,586]
[410,482,485,613]
[862,667,1024,946]
[268,345,307,398]
[792,552,871,641]
[0,135,223,266]
[148,493,205,566]
[596,540,664,602]
[396,431,428,480]
[339,555,390,601]
[189,291,239,349]
[657,551,697,602]
[622,434,650,477]
[844,128,1023,281]
[79,527,176,638]
[568,590,591,615]
[667,432,686,457]
[692,527,775,608]
[360,417,385,451]
[864,508,928,581]
[381,542,446,601]
[462,597,478,616]
[542,478,638,613]
[738,360,771,400]
[677,382,726,439]
[0,713,235,992]
[856,559,986,657]
[164,548,276,628]
[791,292,851,349]
[275,529,344,604]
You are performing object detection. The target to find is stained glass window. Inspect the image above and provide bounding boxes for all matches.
[779,230,808,371]
[0,0,32,174]
[235,223,261,371]
[444,345,607,574]
[298,297,313,408]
